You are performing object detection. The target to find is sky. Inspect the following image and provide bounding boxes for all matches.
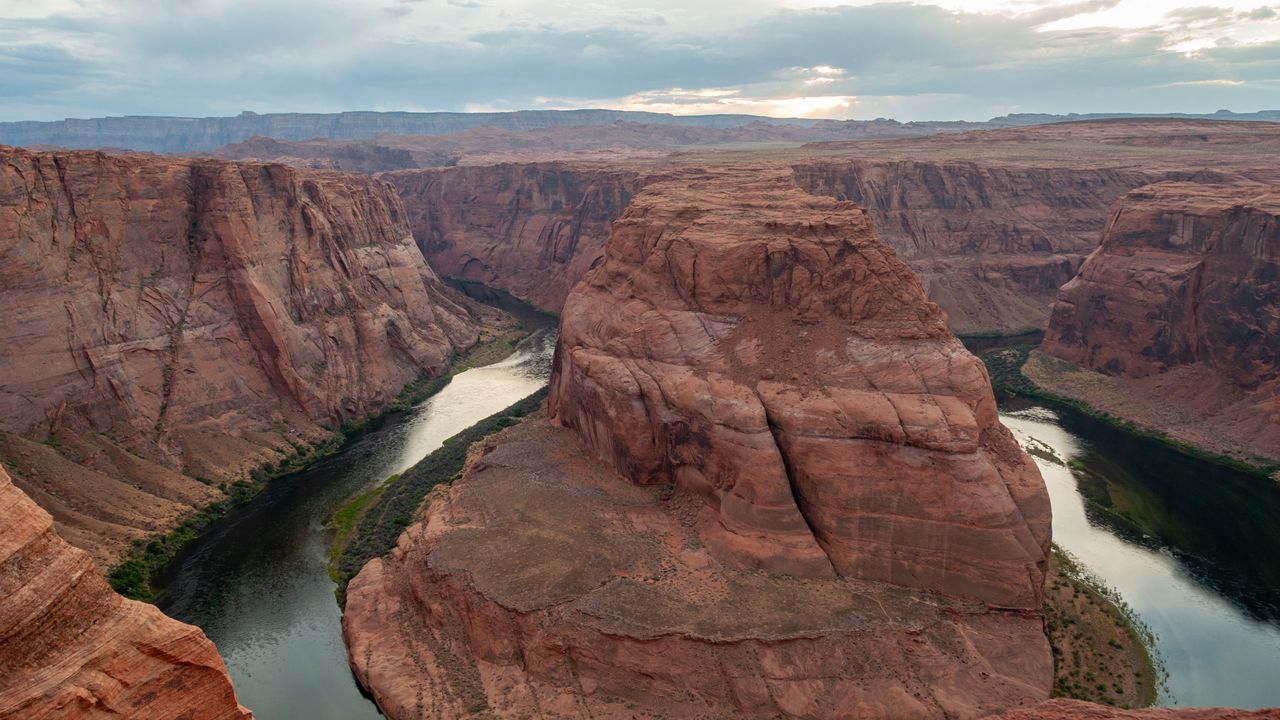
[1,0,1278,122]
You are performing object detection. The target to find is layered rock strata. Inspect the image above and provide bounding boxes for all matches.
[0,465,251,719]
[344,167,1054,719]
[386,163,643,312]
[1039,181,1280,465]
[790,161,1171,333]
[0,145,484,565]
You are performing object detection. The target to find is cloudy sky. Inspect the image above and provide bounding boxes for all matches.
[2,0,1278,122]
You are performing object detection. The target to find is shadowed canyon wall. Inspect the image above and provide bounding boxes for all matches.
[343,166,1055,719]
[1037,181,1280,466]
[789,161,1197,333]
[0,145,484,566]
[0,466,252,719]
[386,163,644,312]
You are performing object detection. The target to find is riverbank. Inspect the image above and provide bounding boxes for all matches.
[1045,545,1161,707]
[108,288,551,602]
[329,387,548,602]
[978,344,1278,479]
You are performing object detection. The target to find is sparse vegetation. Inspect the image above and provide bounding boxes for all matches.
[108,438,343,601]
[1044,545,1164,707]
[331,388,547,605]
[107,292,552,602]
[977,343,1279,478]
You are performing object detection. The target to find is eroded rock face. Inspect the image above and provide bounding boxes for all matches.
[344,167,1054,719]
[386,163,643,312]
[0,465,251,719]
[1040,181,1280,463]
[0,145,483,565]
[790,160,1162,333]
[550,166,1051,608]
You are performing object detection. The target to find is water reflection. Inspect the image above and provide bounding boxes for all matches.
[1002,402,1280,708]
[155,328,556,720]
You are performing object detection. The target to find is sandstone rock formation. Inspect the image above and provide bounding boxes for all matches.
[1037,181,1280,465]
[791,121,1280,334]
[387,163,643,311]
[548,166,1052,606]
[343,167,1054,719]
[789,161,1149,333]
[0,145,485,566]
[0,465,251,719]
[378,120,1280,335]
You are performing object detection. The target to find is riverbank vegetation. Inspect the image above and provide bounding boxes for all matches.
[108,435,344,600]
[976,343,1277,478]
[329,388,548,604]
[1044,545,1163,707]
[108,286,554,602]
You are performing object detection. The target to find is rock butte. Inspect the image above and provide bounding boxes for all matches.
[0,465,251,719]
[0,145,491,566]
[343,167,1055,719]
[1038,181,1280,465]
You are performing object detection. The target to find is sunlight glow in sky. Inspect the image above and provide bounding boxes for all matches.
[2,0,1277,121]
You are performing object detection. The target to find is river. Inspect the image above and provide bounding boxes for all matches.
[156,328,555,720]
[154,323,1280,716]
[1001,398,1280,708]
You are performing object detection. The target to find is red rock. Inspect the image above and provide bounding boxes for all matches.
[1040,181,1280,463]
[0,465,251,719]
[344,166,1054,719]
[385,163,643,312]
[0,145,485,565]
[550,166,1051,608]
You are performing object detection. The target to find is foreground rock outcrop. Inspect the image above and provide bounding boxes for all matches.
[0,465,251,719]
[0,145,485,566]
[1038,181,1280,466]
[344,167,1054,719]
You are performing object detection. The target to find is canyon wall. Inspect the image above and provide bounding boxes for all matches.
[392,159,1130,328]
[0,145,484,566]
[343,167,1054,719]
[1036,181,1280,465]
[0,465,251,719]
[790,160,1168,333]
[386,163,644,312]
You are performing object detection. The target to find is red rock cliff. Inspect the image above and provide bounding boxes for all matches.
[385,163,643,311]
[0,465,251,719]
[549,166,1051,607]
[343,167,1054,719]
[0,145,483,565]
[790,160,1166,333]
[1038,181,1280,463]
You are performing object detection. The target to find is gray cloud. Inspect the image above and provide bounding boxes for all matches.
[1,0,1277,121]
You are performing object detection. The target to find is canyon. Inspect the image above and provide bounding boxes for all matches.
[342,166,1056,719]
[0,145,492,569]
[1,114,1278,720]
[384,163,644,311]
[0,465,250,719]
[1035,180,1280,469]
[345,120,1280,334]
